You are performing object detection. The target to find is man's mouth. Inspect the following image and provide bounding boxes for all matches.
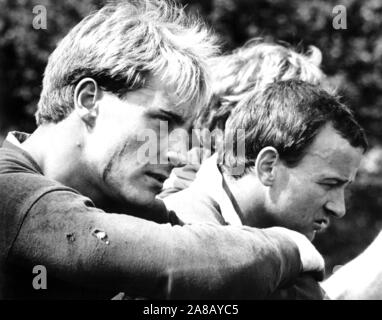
[313,219,329,232]
[146,171,169,184]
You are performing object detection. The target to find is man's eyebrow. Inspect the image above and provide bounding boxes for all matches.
[158,108,186,125]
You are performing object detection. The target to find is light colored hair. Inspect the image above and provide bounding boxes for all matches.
[36,0,218,125]
[194,39,327,133]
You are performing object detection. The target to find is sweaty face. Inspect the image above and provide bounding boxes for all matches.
[84,79,194,209]
[267,123,364,241]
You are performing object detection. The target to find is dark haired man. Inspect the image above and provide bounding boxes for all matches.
[164,80,367,298]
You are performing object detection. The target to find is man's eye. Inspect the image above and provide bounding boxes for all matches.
[147,114,171,129]
[156,114,170,121]
[154,114,173,124]
[319,182,338,189]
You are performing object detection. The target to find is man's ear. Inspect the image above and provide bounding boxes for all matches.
[74,78,101,127]
[255,147,280,186]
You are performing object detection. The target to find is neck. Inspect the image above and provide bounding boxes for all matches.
[16,117,167,218]
[19,117,106,206]
[222,170,273,228]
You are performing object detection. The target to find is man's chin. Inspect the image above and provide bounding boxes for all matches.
[307,230,316,242]
[128,175,164,203]
[292,227,315,242]
[129,190,158,208]
[124,191,168,222]
[144,174,166,194]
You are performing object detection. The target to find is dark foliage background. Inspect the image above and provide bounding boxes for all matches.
[0,0,381,276]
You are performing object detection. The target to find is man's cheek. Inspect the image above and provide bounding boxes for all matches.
[106,158,136,184]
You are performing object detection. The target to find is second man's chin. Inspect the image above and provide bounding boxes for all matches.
[128,197,169,223]
[306,231,316,242]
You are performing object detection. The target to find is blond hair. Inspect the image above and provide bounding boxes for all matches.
[195,39,326,133]
[36,0,218,125]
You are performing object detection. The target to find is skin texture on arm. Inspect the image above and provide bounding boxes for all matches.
[322,231,382,300]
[7,188,302,299]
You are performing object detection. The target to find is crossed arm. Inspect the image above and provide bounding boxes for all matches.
[7,188,305,299]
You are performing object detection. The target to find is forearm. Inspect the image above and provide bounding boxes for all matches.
[9,190,301,299]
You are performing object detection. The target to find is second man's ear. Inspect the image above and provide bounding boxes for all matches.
[74,78,100,127]
[255,146,280,187]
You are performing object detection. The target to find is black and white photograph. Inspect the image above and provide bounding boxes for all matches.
[0,0,382,305]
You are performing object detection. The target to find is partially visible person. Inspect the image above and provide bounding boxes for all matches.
[160,40,327,197]
[164,80,367,298]
[322,230,382,299]
[195,40,325,134]
[0,0,324,299]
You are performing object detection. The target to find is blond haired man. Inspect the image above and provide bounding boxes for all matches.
[0,1,323,299]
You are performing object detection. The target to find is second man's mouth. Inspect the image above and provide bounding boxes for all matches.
[313,219,329,232]
[146,171,169,184]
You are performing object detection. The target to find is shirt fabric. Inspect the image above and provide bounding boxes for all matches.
[159,147,204,198]
[164,154,242,226]
[163,154,326,300]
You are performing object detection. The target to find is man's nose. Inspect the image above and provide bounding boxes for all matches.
[324,190,346,219]
[166,150,187,168]
[165,131,189,168]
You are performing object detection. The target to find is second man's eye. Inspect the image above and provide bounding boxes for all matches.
[318,182,338,189]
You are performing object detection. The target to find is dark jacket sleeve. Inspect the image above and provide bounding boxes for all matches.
[163,187,325,300]
[8,189,301,299]
[268,274,326,300]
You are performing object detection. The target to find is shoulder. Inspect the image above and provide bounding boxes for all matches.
[0,146,87,265]
[163,187,226,225]
[0,146,79,210]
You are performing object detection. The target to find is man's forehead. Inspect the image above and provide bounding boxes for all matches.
[148,81,197,122]
[307,149,361,179]
[301,124,364,178]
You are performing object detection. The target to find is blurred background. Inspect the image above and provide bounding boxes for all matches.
[0,0,381,276]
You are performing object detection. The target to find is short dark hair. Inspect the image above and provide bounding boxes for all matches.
[223,80,368,176]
